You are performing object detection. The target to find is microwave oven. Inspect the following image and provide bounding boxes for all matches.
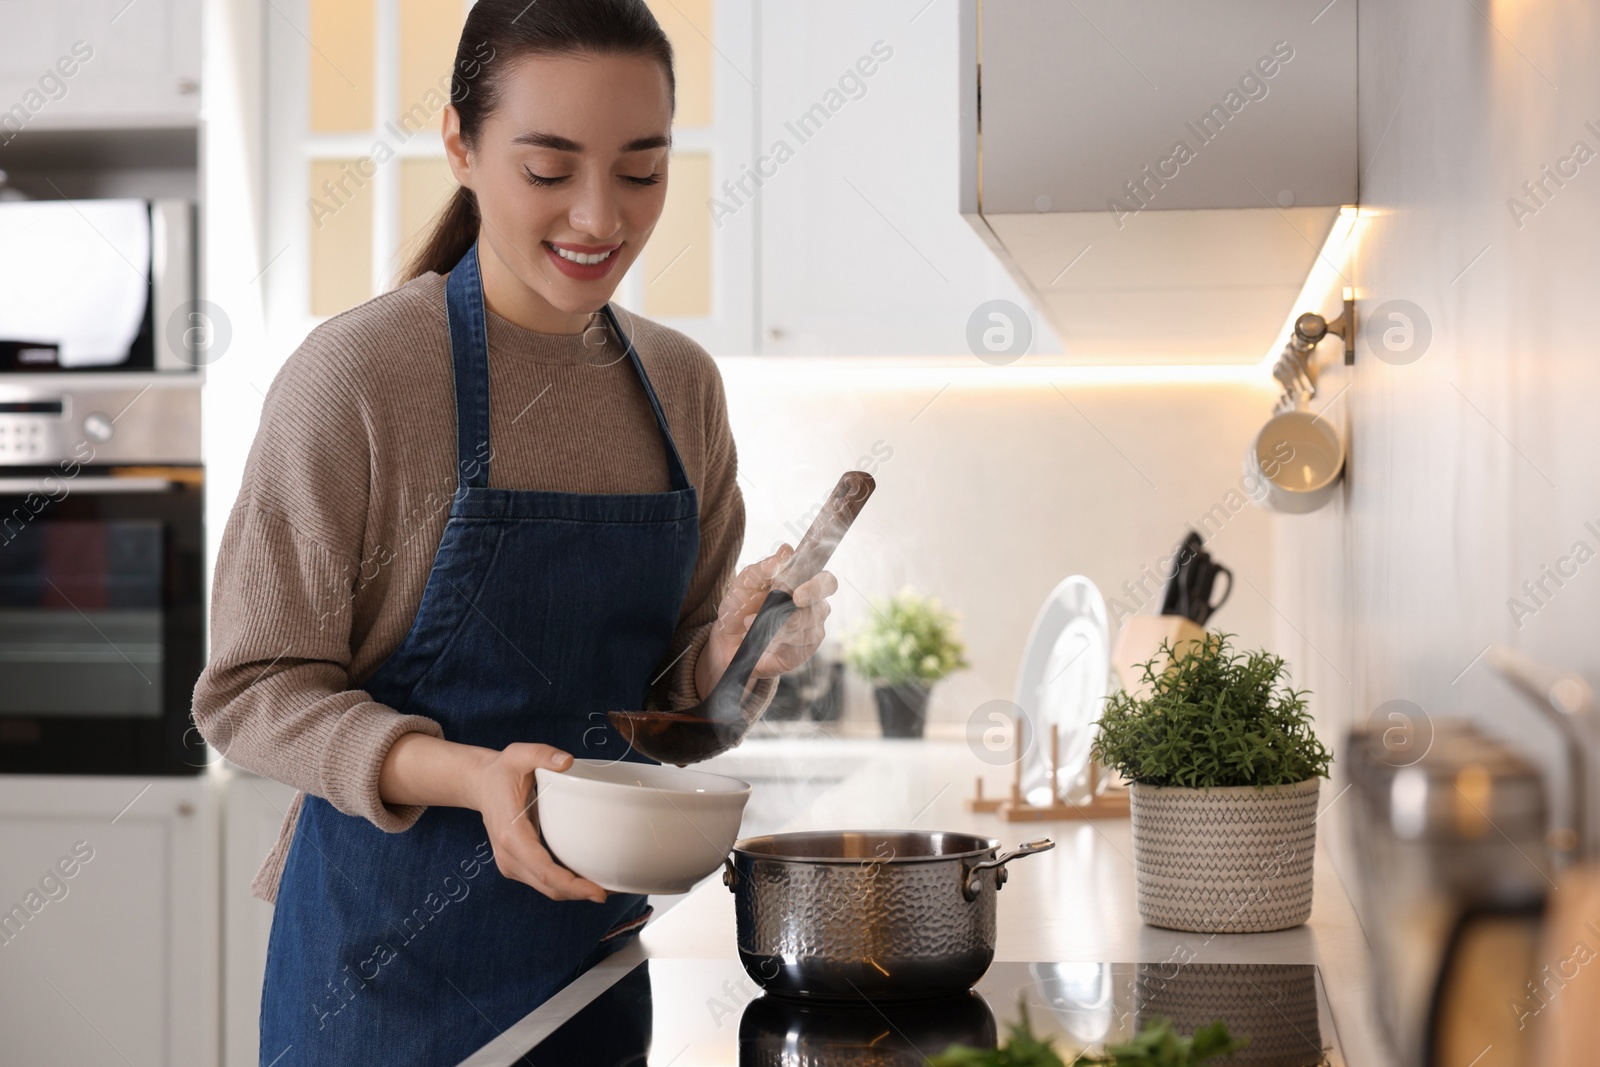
[0,198,196,373]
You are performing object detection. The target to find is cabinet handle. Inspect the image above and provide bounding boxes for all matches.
[0,476,176,495]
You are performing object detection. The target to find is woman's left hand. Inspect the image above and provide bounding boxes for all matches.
[695,544,839,698]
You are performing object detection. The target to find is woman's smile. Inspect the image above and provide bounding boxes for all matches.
[543,239,623,280]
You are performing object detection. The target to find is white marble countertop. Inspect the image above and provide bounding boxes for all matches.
[460,739,1389,1066]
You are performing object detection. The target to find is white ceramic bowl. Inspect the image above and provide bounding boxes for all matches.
[533,758,751,895]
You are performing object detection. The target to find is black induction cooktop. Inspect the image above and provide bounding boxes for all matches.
[520,958,1345,1066]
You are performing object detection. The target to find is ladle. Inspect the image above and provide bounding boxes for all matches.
[609,470,875,764]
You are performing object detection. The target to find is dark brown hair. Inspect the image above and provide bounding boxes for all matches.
[400,0,675,282]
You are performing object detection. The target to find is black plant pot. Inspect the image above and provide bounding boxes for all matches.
[874,683,931,738]
[810,662,846,723]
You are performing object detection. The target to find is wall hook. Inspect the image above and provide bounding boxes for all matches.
[1293,293,1357,366]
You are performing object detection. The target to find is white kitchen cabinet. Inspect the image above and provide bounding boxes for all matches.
[961,0,1356,364]
[0,774,219,1067]
[0,0,201,132]
[753,0,1044,356]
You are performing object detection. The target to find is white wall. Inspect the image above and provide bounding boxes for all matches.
[722,360,1281,731]
[199,0,268,618]
[1276,0,1600,858]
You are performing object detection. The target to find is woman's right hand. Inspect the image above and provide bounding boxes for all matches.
[468,742,609,904]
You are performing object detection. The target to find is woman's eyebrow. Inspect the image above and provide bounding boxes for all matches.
[509,132,671,152]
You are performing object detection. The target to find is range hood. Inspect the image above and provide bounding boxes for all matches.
[959,0,1356,364]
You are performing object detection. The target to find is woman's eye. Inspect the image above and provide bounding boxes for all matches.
[521,167,659,187]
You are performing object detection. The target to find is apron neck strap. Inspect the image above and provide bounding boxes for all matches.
[596,303,693,493]
[445,242,493,489]
[443,241,692,493]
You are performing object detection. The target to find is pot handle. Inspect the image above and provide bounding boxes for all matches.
[723,856,737,891]
[962,838,1054,901]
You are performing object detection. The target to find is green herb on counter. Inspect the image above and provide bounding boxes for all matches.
[843,588,970,687]
[1092,631,1331,789]
[926,1002,1245,1067]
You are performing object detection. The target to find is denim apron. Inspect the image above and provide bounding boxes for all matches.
[259,241,698,1066]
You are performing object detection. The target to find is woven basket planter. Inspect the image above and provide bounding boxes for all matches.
[1129,778,1319,934]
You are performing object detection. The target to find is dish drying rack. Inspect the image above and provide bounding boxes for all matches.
[965,718,1130,822]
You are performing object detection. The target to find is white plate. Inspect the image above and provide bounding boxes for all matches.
[1014,576,1111,806]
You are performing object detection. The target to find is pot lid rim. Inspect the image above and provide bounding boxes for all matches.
[731,829,1002,864]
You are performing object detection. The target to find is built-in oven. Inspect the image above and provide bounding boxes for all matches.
[0,378,205,774]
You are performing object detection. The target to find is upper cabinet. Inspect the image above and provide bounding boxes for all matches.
[963,0,1357,363]
[0,0,201,131]
[752,0,1040,357]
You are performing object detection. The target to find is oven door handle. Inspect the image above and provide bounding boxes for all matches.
[0,476,180,495]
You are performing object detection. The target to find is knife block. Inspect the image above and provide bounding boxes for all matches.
[1112,615,1205,700]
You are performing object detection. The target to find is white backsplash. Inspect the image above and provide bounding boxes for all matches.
[721,361,1281,729]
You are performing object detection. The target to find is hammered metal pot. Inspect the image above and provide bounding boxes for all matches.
[724,830,1054,1001]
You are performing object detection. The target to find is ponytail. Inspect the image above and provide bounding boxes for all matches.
[395,0,675,284]
[402,186,480,282]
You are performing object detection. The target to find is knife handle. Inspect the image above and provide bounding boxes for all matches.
[1197,563,1232,625]
[772,471,875,595]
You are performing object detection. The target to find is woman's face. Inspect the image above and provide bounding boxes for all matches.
[444,51,672,322]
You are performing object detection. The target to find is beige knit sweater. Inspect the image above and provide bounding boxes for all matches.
[194,272,763,902]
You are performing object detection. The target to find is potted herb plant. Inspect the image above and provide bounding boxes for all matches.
[844,590,970,738]
[1092,632,1331,934]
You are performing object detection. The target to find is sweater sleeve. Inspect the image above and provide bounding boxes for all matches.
[191,335,443,833]
[644,356,777,718]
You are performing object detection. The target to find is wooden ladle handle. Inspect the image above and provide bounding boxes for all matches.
[771,471,875,595]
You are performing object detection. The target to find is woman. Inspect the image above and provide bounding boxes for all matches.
[193,2,838,1062]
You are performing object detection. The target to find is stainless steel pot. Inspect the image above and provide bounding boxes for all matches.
[723,830,1054,1000]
